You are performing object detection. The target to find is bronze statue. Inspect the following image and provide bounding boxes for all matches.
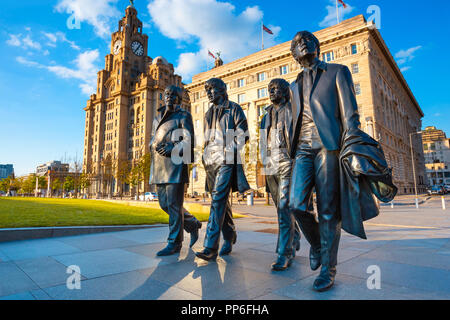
[195,78,250,261]
[259,78,302,271]
[149,85,202,256]
[288,31,396,291]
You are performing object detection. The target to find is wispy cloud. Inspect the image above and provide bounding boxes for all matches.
[42,31,80,50]
[6,33,42,51]
[16,50,100,95]
[147,0,281,81]
[395,46,422,65]
[55,0,121,38]
[319,0,355,28]
[400,66,411,72]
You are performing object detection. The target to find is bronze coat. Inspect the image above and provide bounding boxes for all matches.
[202,100,250,194]
[289,61,361,157]
[339,128,397,239]
[149,105,194,185]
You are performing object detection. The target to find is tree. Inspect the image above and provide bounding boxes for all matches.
[51,178,63,196]
[0,178,8,193]
[100,154,113,197]
[116,159,131,199]
[129,161,143,198]
[20,175,36,195]
[63,176,75,192]
[79,172,92,195]
[38,176,47,189]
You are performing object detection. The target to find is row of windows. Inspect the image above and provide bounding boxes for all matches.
[237,65,290,88]
[193,81,361,112]
[322,44,358,62]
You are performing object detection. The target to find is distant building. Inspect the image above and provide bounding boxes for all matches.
[185,15,426,195]
[36,161,69,177]
[82,4,187,197]
[422,126,450,186]
[0,164,14,180]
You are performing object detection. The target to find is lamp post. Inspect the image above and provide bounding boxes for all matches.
[409,131,422,208]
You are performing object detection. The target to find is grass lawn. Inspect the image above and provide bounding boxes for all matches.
[0,197,223,228]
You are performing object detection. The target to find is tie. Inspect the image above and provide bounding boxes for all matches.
[304,68,314,98]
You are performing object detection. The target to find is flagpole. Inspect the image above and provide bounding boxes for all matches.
[336,0,340,24]
[261,21,264,50]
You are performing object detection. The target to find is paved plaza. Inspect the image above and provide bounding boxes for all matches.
[0,195,449,300]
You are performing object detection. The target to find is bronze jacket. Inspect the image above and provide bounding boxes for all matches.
[149,105,194,185]
[289,61,361,157]
[202,100,250,193]
[339,128,398,239]
[259,102,293,178]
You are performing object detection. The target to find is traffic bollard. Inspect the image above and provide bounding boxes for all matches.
[442,196,446,210]
[247,191,254,206]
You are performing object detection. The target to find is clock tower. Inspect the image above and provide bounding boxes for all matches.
[82,3,187,198]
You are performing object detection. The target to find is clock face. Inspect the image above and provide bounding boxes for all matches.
[131,41,144,56]
[113,40,122,55]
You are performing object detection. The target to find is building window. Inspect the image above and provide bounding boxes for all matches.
[351,63,359,74]
[237,78,245,88]
[280,65,289,75]
[257,72,266,82]
[257,88,268,99]
[195,119,200,129]
[354,83,361,95]
[238,94,246,103]
[351,44,358,55]
[322,51,334,62]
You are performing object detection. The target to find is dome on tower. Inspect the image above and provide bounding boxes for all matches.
[152,56,169,65]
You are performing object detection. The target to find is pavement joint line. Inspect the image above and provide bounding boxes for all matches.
[365,223,440,229]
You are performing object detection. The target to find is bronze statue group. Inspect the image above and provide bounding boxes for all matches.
[148,31,397,292]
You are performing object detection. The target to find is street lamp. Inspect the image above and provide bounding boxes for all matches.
[409,131,422,208]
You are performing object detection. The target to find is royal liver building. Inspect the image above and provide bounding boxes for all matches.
[82,4,187,197]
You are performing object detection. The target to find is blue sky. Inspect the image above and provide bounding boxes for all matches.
[1,0,449,176]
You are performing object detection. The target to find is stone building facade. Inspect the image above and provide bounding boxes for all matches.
[422,126,450,186]
[82,4,187,197]
[185,15,426,195]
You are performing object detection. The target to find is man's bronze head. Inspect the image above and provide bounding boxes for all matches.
[205,78,228,105]
[164,85,183,109]
[291,31,320,66]
[268,79,290,106]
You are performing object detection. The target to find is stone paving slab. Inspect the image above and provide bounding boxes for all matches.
[52,248,163,279]
[43,270,201,300]
[14,256,86,288]
[0,262,39,297]
[0,198,449,300]
[0,238,81,261]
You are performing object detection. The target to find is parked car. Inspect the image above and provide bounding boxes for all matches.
[428,185,446,195]
[139,192,158,201]
[444,185,450,193]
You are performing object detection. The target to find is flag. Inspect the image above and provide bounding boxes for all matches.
[338,0,347,8]
[208,50,216,59]
[263,24,273,35]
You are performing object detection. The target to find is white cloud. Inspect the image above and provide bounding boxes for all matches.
[17,50,100,95]
[6,34,22,46]
[319,0,355,28]
[16,56,43,68]
[55,0,121,38]
[6,33,42,51]
[42,31,80,50]
[395,46,422,65]
[147,0,281,81]
[400,66,411,72]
